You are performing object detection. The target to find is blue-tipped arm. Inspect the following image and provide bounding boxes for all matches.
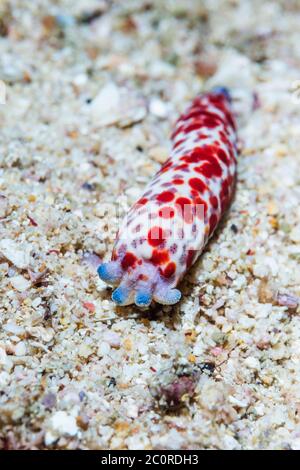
[97,261,122,285]
[135,290,152,307]
[153,288,182,305]
[111,285,132,306]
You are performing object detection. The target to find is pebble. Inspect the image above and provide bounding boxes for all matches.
[78,344,93,359]
[0,371,10,387]
[103,331,121,348]
[46,411,78,445]
[97,342,111,356]
[244,357,261,371]
[291,439,300,451]
[223,434,241,450]
[26,326,54,343]
[253,263,269,278]
[126,403,139,419]
[10,275,31,292]
[3,323,25,335]
[55,14,76,28]
[91,83,120,126]
[277,292,299,310]
[0,347,7,365]
[149,146,169,163]
[72,73,88,88]
[42,392,57,410]
[32,297,42,308]
[91,83,146,127]
[0,239,31,269]
[210,346,223,357]
[290,225,300,243]
[149,98,168,118]
[0,196,8,217]
[14,342,27,356]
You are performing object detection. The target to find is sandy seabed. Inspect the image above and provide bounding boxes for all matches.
[0,0,300,450]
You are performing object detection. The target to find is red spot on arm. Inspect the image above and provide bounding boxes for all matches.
[150,249,170,265]
[176,197,193,224]
[172,178,184,185]
[186,249,195,268]
[156,191,175,203]
[158,206,175,218]
[121,252,137,270]
[136,197,148,206]
[175,163,189,171]
[189,177,208,193]
[147,226,166,247]
[159,161,172,174]
[184,122,203,133]
[209,214,218,234]
[217,148,230,165]
[162,262,176,278]
[209,195,219,210]
[195,156,222,178]
[192,196,208,219]
[173,138,185,149]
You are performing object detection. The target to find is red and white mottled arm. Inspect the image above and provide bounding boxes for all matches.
[98,87,238,307]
